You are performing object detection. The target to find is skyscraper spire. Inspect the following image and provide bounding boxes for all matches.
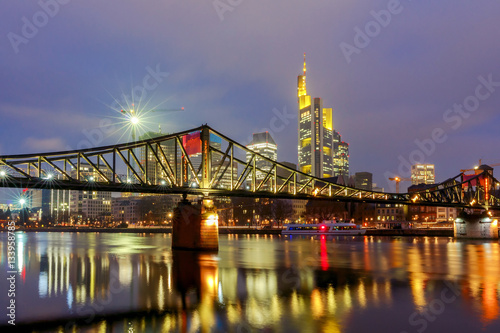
[303,53,307,76]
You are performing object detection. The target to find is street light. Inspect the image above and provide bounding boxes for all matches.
[0,170,6,177]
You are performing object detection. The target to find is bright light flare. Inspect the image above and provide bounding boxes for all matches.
[19,198,26,205]
[206,214,218,226]
[0,170,6,177]
[130,116,139,125]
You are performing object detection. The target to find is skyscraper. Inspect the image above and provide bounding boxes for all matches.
[297,54,349,179]
[411,164,435,185]
[355,172,373,191]
[246,132,278,186]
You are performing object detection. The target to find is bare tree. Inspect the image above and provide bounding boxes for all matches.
[305,200,347,222]
[273,199,293,226]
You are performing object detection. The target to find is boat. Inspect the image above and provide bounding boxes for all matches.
[282,220,366,236]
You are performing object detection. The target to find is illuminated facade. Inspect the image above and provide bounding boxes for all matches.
[333,131,349,177]
[69,163,112,221]
[411,164,435,185]
[298,54,349,178]
[246,132,278,185]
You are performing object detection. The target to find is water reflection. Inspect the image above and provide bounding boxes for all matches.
[0,233,499,332]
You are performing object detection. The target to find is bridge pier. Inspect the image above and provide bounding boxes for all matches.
[172,195,219,251]
[454,211,498,239]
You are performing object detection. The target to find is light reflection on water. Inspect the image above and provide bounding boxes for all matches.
[0,233,499,332]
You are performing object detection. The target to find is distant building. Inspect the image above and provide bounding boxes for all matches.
[246,132,278,186]
[112,196,141,224]
[411,164,435,185]
[354,172,373,191]
[333,131,349,177]
[408,183,456,223]
[297,54,349,178]
[69,163,112,222]
[372,183,384,192]
[290,199,307,221]
[139,131,178,185]
[376,204,407,222]
[212,160,238,189]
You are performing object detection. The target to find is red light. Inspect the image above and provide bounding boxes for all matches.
[321,225,326,230]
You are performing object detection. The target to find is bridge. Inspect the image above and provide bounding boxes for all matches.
[1,124,499,209]
[1,124,499,248]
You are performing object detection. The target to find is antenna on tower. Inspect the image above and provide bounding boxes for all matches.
[158,124,162,134]
[303,53,307,76]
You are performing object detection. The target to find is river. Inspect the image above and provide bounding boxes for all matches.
[0,232,499,332]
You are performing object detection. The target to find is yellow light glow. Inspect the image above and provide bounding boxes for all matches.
[301,137,311,148]
[323,108,333,131]
[299,95,311,110]
[205,214,217,226]
[493,220,498,227]
[131,116,139,125]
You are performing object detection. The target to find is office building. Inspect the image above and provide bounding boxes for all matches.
[246,132,278,186]
[69,163,112,222]
[411,164,435,185]
[354,172,373,191]
[297,54,349,178]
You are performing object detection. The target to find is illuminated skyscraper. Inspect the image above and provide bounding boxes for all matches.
[246,132,278,185]
[298,54,348,178]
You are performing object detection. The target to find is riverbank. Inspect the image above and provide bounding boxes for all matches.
[9,227,455,236]
[365,228,454,237]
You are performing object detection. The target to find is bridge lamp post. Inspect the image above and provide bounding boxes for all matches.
[0,170,6,177]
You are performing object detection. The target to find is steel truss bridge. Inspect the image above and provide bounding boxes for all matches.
[1,125,499,210]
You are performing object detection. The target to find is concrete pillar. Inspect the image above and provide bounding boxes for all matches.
[454,211,499,239]
[172,196,219,251]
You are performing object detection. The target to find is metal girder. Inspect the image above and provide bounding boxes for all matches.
[1,124,500,209]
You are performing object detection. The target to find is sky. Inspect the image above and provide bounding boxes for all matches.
[1,0,500,198]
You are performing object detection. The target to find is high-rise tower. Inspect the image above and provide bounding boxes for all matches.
[297,54,341,178]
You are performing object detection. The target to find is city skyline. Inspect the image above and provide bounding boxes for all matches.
[1,1,500,194]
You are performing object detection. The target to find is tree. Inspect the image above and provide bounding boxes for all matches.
[19,207,30,226]
[216,199,233,226]
[273,199,293,226]
[305,200,346,222]
[256,198,273,225]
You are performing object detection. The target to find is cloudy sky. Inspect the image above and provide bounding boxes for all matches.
[1,0,500,195]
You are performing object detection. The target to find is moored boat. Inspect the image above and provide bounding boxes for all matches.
[282,220,366,236]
